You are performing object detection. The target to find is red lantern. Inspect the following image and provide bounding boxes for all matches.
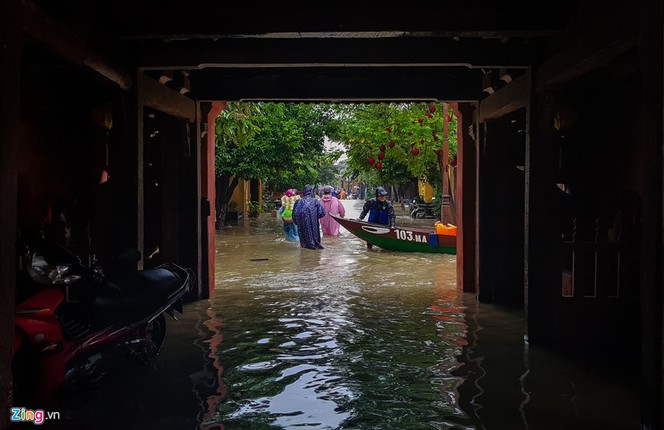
[375,162,382,169]
[388,140,395,148]
[379,145,386,152]
[378,152,385,160]
[368,157,375,165]
[412,148,420,156]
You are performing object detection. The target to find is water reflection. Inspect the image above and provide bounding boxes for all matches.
[203,201,639,430]
[49,201,640,430]
[205,202,472,429]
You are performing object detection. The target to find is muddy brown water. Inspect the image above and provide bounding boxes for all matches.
[45,200,639,430]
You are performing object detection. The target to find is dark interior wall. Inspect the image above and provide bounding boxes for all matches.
[478,108,526,306]
[177,123,200,300]
[143,111,199,295]
[548,67,643,359]
[18,50,112,261]
[144,110,171,266]
[558,72,642,230]
[17,43,200,283]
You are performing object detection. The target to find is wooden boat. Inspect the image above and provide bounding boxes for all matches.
[331,215,456,254]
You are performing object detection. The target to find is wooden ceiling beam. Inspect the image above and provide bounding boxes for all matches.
[90,1,569,39]
[190,67,484,102]
[138,38,536,70]
[21,0,133,90]
[20,0,196,121]
[140,74,196,122]
[479,74,528,121]
[535,9,639,91]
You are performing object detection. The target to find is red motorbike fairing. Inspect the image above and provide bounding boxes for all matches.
[14,287,67,402]
[15,288,65,346]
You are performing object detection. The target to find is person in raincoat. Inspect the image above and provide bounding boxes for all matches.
[320,185,345,236]
[292,184,326,249]
[359,186,396,227]
[278,188,300,241]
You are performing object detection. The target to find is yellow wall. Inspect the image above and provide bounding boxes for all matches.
[418,178,434,202]
[228,178,262,216]
[228,178,247,215]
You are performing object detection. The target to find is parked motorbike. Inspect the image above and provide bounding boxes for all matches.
[410,202,437,219]
[13,236,194,404]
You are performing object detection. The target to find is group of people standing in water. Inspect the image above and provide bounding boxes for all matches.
[278,185,397,250]
[278,184,346,249]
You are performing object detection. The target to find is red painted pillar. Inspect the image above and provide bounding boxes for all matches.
[203,101,226,298]
[452,102,479,294]
[441,103,452,223]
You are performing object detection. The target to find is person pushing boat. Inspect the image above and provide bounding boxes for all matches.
[358,186,396,227]
[358,186,396,249]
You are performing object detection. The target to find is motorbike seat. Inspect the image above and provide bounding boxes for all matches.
[95,267,182,312]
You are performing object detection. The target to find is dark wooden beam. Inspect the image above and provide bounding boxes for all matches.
[139,38,537,70]
[90,0,569,39]
[535,10,638,91]
[21,1,198,121]
[21,0,133,90]
[479,74,528,121]
[191,67,484,101]
[140,74,196,122]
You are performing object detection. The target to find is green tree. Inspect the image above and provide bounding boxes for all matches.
[214,102,259,228]
[215,102,338,228]
[328,102,458,197]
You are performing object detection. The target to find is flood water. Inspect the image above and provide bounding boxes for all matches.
[48,201,640,430]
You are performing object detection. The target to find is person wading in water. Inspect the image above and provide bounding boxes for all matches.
[320,185,345,236]
[292,184,326,249]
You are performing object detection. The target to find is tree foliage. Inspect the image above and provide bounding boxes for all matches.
[213,102,457,227]
[214,102,339,227]
[327,102,457,193]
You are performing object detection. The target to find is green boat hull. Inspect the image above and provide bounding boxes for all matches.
[331,215,456,255]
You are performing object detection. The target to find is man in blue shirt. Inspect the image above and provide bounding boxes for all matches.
[359,186,396,228]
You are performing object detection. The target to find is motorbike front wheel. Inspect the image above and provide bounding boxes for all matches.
[412,209,425,219]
